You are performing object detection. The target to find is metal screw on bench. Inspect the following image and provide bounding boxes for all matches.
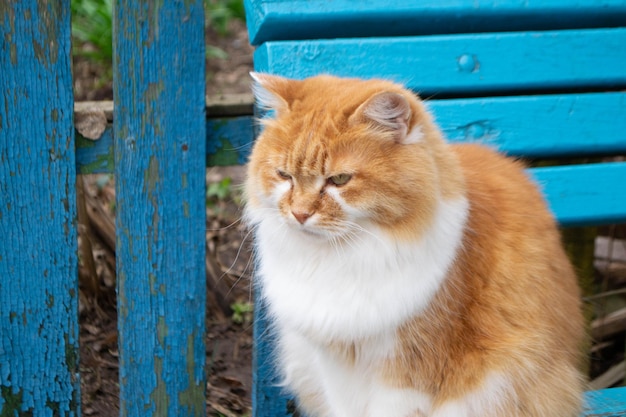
[458,54,479,73]
[465,122,486,140]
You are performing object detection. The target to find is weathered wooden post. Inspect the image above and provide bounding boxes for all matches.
[113,1,207,415]
[0,1,80,415]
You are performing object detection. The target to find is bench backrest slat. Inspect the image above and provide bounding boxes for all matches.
[245,0,626,45]
[430,92,626,158]
[533,162,626,226]
[255,28,626,96]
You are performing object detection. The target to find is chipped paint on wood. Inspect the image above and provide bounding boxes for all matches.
[113,1,207,415]
[75,115,257,174]
[178,333,205,417]
[0,1,79,415]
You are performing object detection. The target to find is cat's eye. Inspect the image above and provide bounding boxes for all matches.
[328,174,352,186]
[276,169,292,180]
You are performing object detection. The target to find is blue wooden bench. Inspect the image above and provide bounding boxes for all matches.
[244,0,626,416]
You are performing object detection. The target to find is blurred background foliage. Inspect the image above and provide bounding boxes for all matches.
[70,0,246,81]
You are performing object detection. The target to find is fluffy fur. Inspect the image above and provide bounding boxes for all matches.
[244,73,585,417]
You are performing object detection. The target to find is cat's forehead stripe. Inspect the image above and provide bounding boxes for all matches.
[289,135,328,176]
[310,142,327,173]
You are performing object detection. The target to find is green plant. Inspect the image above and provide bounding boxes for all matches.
[71,0,114,64]
[205,0,246,36]
[206,176,237,218]
[206,177,233,206]
[230,301,253,325]
[206,45,229,60]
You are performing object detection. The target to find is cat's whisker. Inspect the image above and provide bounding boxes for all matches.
[222,227,258,297]
[206,217,242,232]
[224,266,251,299]
[245,207,282,218]
[329,234,346,258]
[225,142,254,152]
[338,229,362,254]
[342,220,386,248]
[209,222,262,301]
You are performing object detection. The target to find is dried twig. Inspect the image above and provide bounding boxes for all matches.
[590,360,625,390]
[77,175,100,298]
[85,190,116,253]
[591,307,626,340]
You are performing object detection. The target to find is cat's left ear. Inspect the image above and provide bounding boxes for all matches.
[250,72,295,114]
[350,91,423,144]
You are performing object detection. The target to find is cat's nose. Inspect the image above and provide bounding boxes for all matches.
[292,210,312,224]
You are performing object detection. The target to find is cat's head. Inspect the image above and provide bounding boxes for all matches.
[244,74,464,241]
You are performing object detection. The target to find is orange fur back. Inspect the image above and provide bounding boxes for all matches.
[245,74,585,417]
[389,144,585,415]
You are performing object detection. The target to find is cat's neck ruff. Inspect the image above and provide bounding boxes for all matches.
[252,195,470,343]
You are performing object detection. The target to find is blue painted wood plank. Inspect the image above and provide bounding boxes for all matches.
[0,1,80,415]
[75,116,255,173]
[206,116,255,166]
[113,1,207,416]
[531,162,626,227]
[253,298,291,417]
[245,0,626,44]
[254,28,626,96]
[428,92,626,158]
[76,130,115,174]
[583,387,626,415]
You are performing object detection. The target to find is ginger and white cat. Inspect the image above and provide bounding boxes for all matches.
[244,73,585,417]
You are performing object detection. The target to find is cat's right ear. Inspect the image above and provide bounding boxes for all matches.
[350,91,423,145]
[250,72,292,113]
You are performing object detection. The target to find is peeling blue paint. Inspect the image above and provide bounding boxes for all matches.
[0,1,79,415]
[114,1,206,415]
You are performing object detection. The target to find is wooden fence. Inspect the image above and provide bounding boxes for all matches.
[1,1,211,415]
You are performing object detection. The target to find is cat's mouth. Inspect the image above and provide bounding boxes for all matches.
[294,223,327,237]
[282,211,346,239]
[288,219,335,239]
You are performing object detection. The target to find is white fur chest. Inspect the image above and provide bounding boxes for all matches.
[252,197,468,342]
[249,197,469,416]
